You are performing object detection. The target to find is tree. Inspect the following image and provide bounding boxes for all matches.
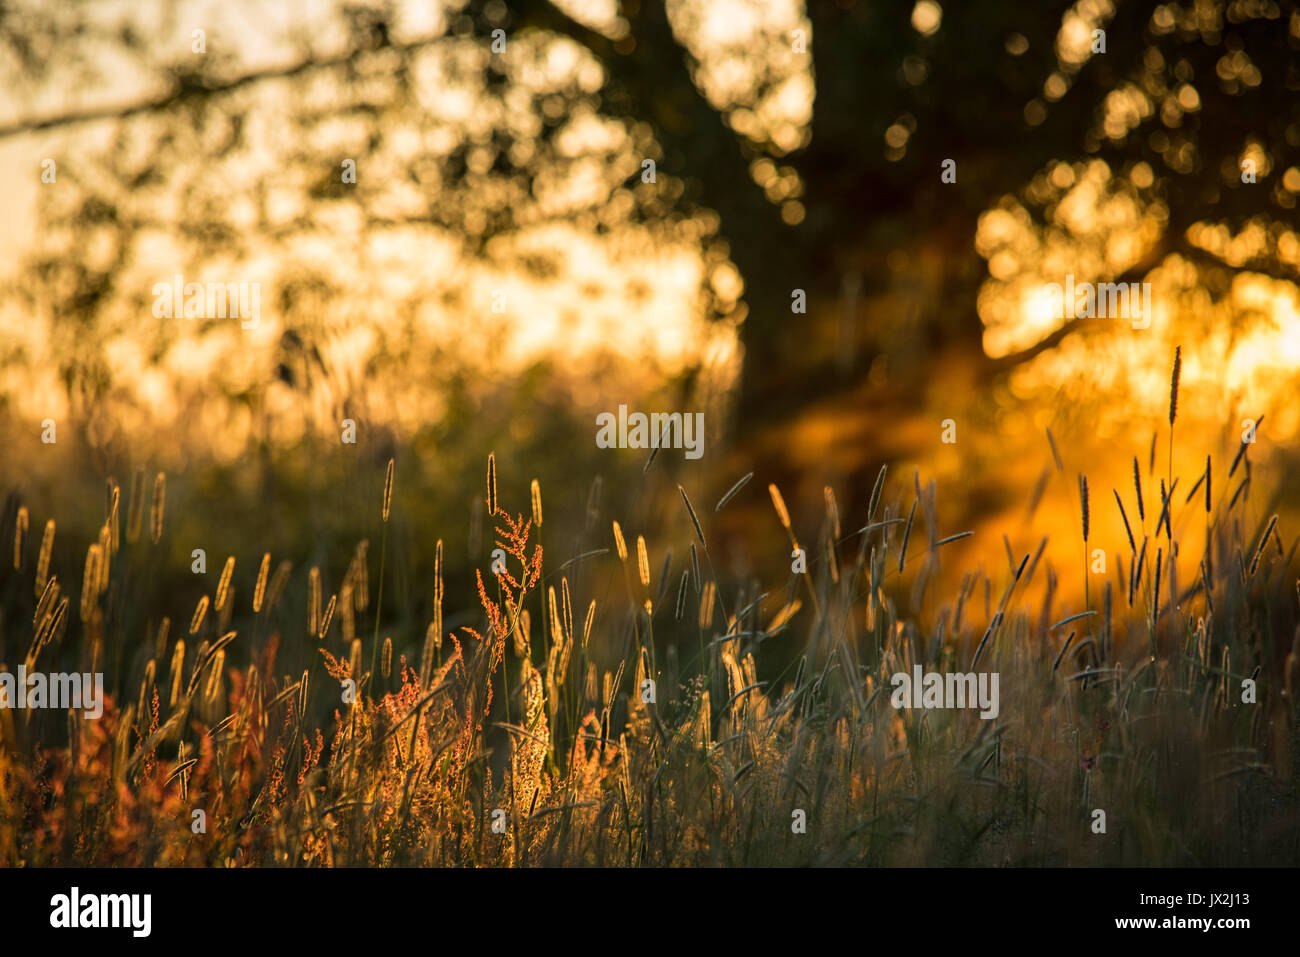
[522,0,1300,422]
[3,0,1297,432]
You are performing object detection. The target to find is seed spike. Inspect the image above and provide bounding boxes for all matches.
[582,599,596,649]
[382,458,395,523]
[1106,493,1132,557]
[1204,455,1211,514]
[1079,474,1090,542]
[1132,457,1145,523]
[636,535,650,588]
[319,593,337,640]
[1168,346,1181,427]
[189,594,209,635]
[1046,428,1064,471]
[253,553,270,613]
[768,484,792,530]
[715,472,753,512]
[150,472,166,545]
[35,519,54,598]
[13,505,27,571]
[678,485,706,548]
[867,464,887,523]
[1229,416,1261,478]
[899,498,917,574]
[216,556,235,611]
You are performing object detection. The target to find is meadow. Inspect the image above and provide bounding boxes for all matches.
[2,357,1298,868]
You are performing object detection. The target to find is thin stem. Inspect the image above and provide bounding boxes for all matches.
[370,521,388,687]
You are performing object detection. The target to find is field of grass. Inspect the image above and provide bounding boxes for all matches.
[2,380,1299,868]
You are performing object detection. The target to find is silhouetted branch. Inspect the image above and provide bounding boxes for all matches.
[0,33,446,141]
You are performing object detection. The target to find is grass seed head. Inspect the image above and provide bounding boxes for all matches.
[382,457,395,523]
[149,472,166,545]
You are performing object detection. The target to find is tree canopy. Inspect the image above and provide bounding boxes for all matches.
[2,0,1297,437]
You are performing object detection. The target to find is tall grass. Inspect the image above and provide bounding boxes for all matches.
[0,410,1298,867]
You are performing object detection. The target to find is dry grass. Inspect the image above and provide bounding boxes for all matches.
[1,422,1299,867]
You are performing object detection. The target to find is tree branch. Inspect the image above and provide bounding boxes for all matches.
[0,33,447,141]
[986,235,1172,373]
[985,225,1300,375]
